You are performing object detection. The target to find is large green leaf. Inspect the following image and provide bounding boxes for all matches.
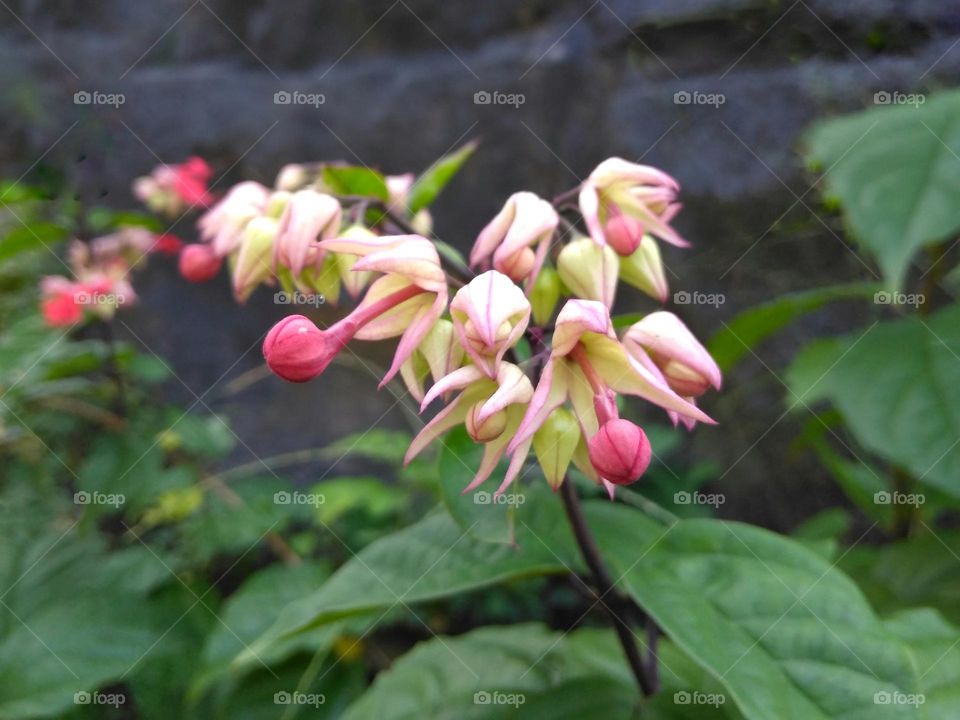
[884,609,960,716]
[0,530,163,718]
[707,283,877,372]
[407,140,477,214]
[238,503,577,666]
[437,426,523,545]
[786,303,960,499]
[341,624,638,720]
[192,561,332,696]
[586,502,923,720]
[805,89,960,287]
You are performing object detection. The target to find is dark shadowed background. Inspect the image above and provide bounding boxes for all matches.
[2,0,955,529]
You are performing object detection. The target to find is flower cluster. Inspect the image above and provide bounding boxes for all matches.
[39,228,179,327]
[245,157,721,498]
[133,157,215,217]
[168,163,436,305]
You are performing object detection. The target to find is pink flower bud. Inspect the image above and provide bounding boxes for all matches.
[587,419,651,486]
[494,246,535,282]
[263,315,338,383]
[153,233,185,256]
[604,214,644,256]
[466,401,507,443]
[179,244,223,282]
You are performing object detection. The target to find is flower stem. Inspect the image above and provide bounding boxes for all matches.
[326,283,425,341]
[559,477,658,697]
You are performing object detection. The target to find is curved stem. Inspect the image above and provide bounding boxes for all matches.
[559,478,657,697]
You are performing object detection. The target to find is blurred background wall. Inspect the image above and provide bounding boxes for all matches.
[0,0,956,529]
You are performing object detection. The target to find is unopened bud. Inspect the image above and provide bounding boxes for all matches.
[494,246,536,282]
[265,191,293,219]
[263,315,337,383]
[604,214,644,256]
[179,243,222,282]
[410,208,433,236]
[462,318,512,356]
[233,217,278,302]
[275,164,309,192]
[557,237,619,308]
[466,401,507,443]
[533,408,580,489]
[530,266,561,326]
[587,419,651,486]
[619,235,668,302]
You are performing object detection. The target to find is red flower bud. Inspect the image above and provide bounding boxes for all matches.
[179,243,222,282]
[587,419,651,485]
[263,315,338,383]
[604,215,644,257]
[153,233,184,256]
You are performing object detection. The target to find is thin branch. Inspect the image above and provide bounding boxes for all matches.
[559,478,658,697]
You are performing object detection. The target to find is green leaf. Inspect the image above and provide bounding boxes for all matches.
[407,140,478,214]
[0,529,163,718]
[126,583,215,720]
[239,505,576,665]
[321,165,389,201]
[805,89,960,288]
[320,429,412,465]
[786,304,960,499]
[312,477,407,526]
[587,503,923,720]
[433,238,469,270]
[192,562,332,696]
[342,624,638,720]
[707,283,878,372]
[437,426,521,545]
[87,207,163,233]
[612,312,644,330]
[884,608,960,716]
[0,222,68,262]
[179,476,311,563]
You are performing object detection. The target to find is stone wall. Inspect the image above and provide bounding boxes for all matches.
[2,0,957,529]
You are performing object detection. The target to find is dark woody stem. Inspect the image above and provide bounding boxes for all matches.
[560,477,658,698]
[533,333,658,699]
